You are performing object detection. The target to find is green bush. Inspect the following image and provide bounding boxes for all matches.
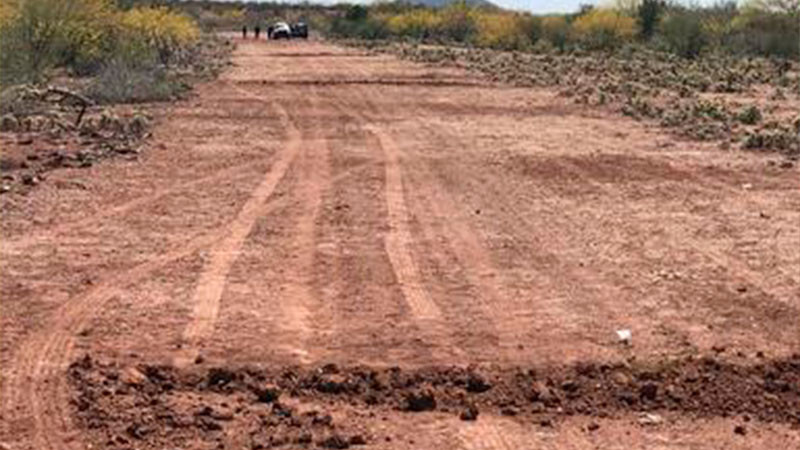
[738,105,762,124]
[0,0,200,88]
[660,10,708,58]
[438,2,476,42]
[572,8,637,50]
[87,58,186,104]
[638,0,664,40]
[540,16,570,50]
[730,10,800,58]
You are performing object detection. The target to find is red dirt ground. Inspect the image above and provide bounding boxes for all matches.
[1,38,799,449]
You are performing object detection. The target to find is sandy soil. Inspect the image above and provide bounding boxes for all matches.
[1,38,799,449]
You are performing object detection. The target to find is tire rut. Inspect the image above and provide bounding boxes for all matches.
[174,88,303,367]
[1,84,299,450]
[1,160,266,254]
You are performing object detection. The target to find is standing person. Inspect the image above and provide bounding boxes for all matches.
[254,24,261,40]
[242,25,247,39]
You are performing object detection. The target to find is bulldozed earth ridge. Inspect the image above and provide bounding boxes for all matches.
[70,354,800,448]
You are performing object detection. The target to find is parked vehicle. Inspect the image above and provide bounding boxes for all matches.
[268,22,291,40]
[291,22,308,39]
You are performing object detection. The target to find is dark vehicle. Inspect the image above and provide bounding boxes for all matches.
[290,22,308,39]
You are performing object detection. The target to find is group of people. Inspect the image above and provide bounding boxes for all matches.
[242,25,261,39]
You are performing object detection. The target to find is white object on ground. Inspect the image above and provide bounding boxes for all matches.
[616,329,632,344]
[638,412,664,426]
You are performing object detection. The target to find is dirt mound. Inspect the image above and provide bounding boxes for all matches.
[68,354,800,448]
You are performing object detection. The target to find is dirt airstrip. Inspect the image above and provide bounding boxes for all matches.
[1,38,799,449]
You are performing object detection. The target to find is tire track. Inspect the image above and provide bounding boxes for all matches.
[347,71,523,362]
[369,123,442,321]
[457,417,525,450]
[2,230,225,450]
[0,88,297,450]
[218,85,330,365]
[359,102,515,450]
[174,94,302,367]
[2,160,265,253]
[361,122,470,363]
[335,67,452,338]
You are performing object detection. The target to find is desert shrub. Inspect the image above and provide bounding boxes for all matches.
[0,0,201,87]
[0,0,117,84]
[698,1,738,51]
[87,57,185,104]
[386,9,440,39]
[518,14,542,45]
[474,13,532,50]
[329,4,389,40]
[438,2,477,42]
[729,8,800,58]
[660,10,708,58]
[637,0,664,39]
[738,105,763,124]
[0,1,55,84]
[121,7,200,67]
[572,8,636,50]
[345,4,368,22]
[330,15,388,40]
[540,16,571,50]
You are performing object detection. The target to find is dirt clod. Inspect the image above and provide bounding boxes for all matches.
[319,434,350,449]
[465,372,492,393]
[460,403,479,421]
[404,389,437,412]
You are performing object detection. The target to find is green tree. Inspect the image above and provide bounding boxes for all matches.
[637,0,663,40]
[660,10,708,58]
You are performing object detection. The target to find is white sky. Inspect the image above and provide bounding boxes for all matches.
[229,0,726,14]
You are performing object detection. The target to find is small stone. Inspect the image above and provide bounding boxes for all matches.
[460,404,479,421]
[0,114,19,132]
[295,432,312,444]
[780,160,794,169]
[121,367,147,386]
[561,380,579,393]
[254,384,281,403]
[349,434,367,446]
[312,413,333,427]
[21,173,38,185]
[587,422,600,432]
[530,381,556,403]
[466,373,492,393]
[210,407,234,421]
[734,425,747,435]
[316,374,350,394]
[640,382,658,401]
[638,413,663,426]
[500,406,518,416]
[319,434,350,449]
[405,389,436,412]
[611,371,631,385]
